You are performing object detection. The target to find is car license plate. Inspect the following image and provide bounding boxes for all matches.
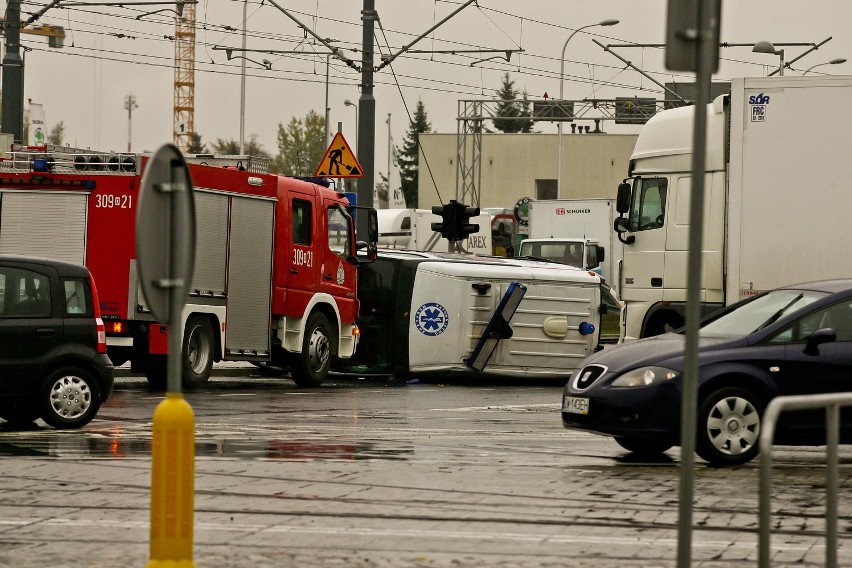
[563,396,589,415]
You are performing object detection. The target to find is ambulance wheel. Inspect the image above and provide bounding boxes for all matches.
[182,315,214,389]
[290,313,335,388]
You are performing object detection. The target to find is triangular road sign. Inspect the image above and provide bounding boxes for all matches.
[315,132,364,178]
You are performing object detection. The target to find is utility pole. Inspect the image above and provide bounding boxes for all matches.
[356,0,376,236]
[1,0,24,143]
[125,94,138,152]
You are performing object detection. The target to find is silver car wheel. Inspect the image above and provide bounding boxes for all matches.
[704,395,760,456]
[48,375,92,419]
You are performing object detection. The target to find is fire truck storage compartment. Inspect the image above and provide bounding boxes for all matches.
[0,191,87,265]
[225,195,274,356]
[192,191,228,296]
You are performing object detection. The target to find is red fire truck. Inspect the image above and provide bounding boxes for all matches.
[0,145,377,388]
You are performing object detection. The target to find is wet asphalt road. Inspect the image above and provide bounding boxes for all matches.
[1,371,851,567]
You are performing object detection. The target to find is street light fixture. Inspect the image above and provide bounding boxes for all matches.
[556,18,619,199]
[752,40,785,76]
[803,57,847,75]
[344,99,358,155]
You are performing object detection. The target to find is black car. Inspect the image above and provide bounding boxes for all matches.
[562,279,852,466]
[0,255,114,429]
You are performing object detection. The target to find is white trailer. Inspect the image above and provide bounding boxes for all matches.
[613,75,852,340]
[377,208,492,255]
[340,250,607,379]
[525,198,622,290]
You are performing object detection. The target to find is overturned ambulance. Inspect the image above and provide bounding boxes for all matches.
[339,249,615,379]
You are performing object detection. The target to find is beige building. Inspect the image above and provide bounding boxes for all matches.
[417,132,638,211]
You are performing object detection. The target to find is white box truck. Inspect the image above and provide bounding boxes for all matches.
[521,198,622,291]
[338,250,616,379]
[377,208,492,255]
[613,75,852,340]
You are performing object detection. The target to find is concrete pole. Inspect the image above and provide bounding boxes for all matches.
[356,0,376,233]
[1,0,25,143]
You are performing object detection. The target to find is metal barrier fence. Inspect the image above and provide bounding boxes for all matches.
[759,392,852,568]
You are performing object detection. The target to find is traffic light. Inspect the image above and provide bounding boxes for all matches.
[431,202,458,241]
[455,204,480,240]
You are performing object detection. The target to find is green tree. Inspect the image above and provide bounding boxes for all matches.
[270,111,326,176]
[210,134,270,158]
[492,73,533,133]
[47,122,65,145]
[397,100,431,208]
[187,132,205,153]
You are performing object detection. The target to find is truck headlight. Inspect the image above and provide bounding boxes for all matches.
[611,366,679,387]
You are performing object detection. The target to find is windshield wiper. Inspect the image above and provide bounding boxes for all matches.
[756,293,803,331]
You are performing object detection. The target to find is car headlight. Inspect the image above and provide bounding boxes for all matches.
[611,366,679,387]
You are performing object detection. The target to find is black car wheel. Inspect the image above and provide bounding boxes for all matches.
[290,313,335,388]
[696,387,764,466]
[39,367,102,429]
[615,437,673,455]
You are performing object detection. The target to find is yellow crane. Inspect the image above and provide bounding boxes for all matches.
[173,3,195,153]
[0,20,66,48]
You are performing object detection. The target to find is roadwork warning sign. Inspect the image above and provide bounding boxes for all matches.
[315,133,363,178]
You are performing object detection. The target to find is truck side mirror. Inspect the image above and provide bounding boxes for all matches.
[616,182,631,214]
[614,217,629,233]
[596,246,605,263]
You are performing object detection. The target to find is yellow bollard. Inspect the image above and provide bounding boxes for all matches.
[146,393,196,568]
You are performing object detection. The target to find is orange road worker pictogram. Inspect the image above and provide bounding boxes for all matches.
[315,133,363,178]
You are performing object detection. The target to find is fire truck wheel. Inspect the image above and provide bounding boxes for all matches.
[183,315,215,388]
[290,313,336,387]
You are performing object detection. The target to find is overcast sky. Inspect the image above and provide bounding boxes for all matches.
[14,0,852,176]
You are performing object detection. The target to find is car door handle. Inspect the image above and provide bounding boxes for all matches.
[324,274,333,281]
[289,268,298,274]
[35,327,55,337]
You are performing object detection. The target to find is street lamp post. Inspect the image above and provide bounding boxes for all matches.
[344,99,358,155]
[752,40,785,76]
[556,19,618,199]
[803,58,847,75]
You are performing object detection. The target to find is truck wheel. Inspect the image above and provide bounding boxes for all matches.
[39,367,102,429]
[696,387,763,466]
[290,313,335,388]
[182,315,214,389]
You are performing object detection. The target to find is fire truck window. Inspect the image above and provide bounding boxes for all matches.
[292,199,312,245]
[327,206,351,257]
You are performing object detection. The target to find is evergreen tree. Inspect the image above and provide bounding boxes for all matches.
[492,73,533,133]
[270,110,326,176]
[210,134,270,159]
[48,122,66,145]
[397,100,431,208]
[187,132,205,153]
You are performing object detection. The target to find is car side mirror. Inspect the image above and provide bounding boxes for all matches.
[804,327,837,356]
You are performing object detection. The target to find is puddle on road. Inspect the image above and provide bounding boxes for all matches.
[0,427,413,461]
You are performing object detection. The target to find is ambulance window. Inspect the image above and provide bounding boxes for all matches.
[327,206,351,257]
[292,199,311,245]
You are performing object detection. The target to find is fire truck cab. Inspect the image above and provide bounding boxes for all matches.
[0,145,377,388]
